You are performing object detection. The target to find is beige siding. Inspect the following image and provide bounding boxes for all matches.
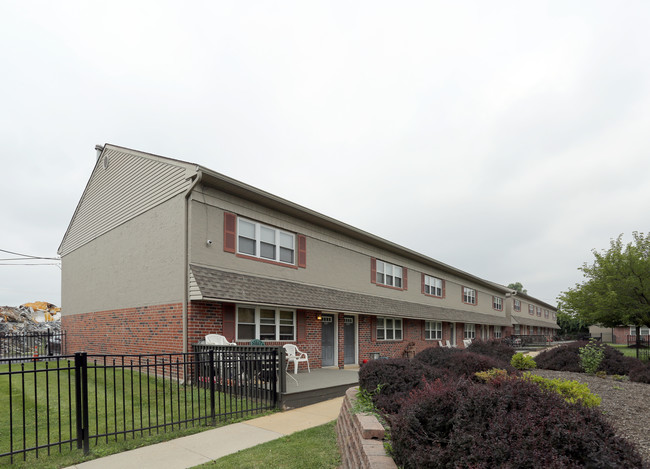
[188,188,509,323]
[59,146,193,256]
[61,195,185,315]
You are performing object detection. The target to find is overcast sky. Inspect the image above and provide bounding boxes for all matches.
[2,1,649,308]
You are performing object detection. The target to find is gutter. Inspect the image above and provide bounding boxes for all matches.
[183,168,203,354]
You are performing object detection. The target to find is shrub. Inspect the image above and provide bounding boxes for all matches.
[389,377,644,469]
[510,352,537,370]
[579,339,605,374]
[600,346,644,375]
[413,345,464,367]
[466,339,516,362]
[474,368,508,383]
[535,341,585,372]
[629,363,650,384]
[523,372,601,407]
[443,351,514,378]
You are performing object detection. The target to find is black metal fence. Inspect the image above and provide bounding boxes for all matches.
[0,330,66,360]
[504,334,551,348]
[0,348,282,464]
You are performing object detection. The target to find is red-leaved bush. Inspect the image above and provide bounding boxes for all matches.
[466,339,516,362]
[536,341,644,375]
[389,377,647,468]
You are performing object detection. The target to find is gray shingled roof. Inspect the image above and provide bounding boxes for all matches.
[190,264,512,327]
[512,316,561,329]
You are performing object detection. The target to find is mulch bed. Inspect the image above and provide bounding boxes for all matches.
[531,369,650,465]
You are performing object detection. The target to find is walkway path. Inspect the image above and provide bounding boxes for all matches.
[65,396,344,469]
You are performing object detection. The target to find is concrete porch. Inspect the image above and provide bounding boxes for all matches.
[281,367,359,409]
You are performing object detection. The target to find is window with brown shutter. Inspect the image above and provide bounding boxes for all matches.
[297,235,307,268]
[223,212,237,253]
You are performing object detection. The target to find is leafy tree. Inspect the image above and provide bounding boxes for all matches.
[555,310,589,338]
[507,282,528,295]
[559,232,650,357]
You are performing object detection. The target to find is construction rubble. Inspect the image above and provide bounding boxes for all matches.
[0,301,62,335]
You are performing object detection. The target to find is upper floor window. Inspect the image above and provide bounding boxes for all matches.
[528,305,535,315]
[493,325,502,339]
[375,260,403,288]
[237,306,295,341]
[544,309,549,318]
[425,321,442,340]
[377,317,403,341]
[463,287,477,305]
[493,296,503,311]
[423,275,444,297]
[536,307,542,317]
[237,218,295,265]
[514,299,521,312]
[464,323,476,339]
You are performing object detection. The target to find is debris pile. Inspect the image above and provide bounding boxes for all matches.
[0,301,62,335]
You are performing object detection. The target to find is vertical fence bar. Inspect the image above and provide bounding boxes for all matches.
[74,352,89,454]
[208,350,216,426]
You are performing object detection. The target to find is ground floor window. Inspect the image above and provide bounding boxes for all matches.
[493,325,502,339]
[425,321,442,340]
[514,324,520,335]
[464,323,476,339]
[237,306,295,341]
[630,326,650,335]
[377,317,403,341]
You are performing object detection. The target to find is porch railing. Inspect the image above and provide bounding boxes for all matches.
[0,330,66,360]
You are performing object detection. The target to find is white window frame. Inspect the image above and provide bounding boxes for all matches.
[529,305,535,315]
[493,296,503,311]
[630,326,650,336]
[236,305,295,341]
[237,217,296,265]
[376,260,403,288]
[376,317,403,341]
[463,287,477,305]
[514,299,521,312]
[493,325,502,339]
[464,323,476,339]
[425,321,442,340]
[544,309,549,318]
[536,307,542,317]
[424,275,443,297]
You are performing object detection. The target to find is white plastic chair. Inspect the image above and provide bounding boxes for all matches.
[445,340,455,348]
[283,344,310,374]
[463,339,472,348]
[438,340,445,348]
[205,334,235,346]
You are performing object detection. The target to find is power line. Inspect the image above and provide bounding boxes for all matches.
[0,248,59,261]
[0,263,60,266]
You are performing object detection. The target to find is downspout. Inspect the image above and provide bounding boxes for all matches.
[183,168,203,354]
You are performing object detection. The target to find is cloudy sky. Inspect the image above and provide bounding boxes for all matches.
[1,1,649,308]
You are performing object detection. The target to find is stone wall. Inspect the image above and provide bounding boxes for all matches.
[336,387,396,469]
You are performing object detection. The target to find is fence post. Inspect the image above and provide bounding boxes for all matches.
[279,347,286,395]
[74,352,89,454]
[208,349,216,426]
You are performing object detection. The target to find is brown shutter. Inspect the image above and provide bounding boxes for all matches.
[370,258,377,284]
[421,273,425,294]
[442,280,446,298]
[403,268,408,290]
[421,320,425,340]
[297,310,306,341]
[222,303,236,342]
[297,235,307,268]
[223,212,236,253]
[370,316,377,342]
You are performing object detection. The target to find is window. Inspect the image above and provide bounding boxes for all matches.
[630,327,650,336]
[376,260,403,288]
[236,306,295,341]
[514,324,520,334]
[423,275,444,297]
[493,325,502,339]
[493,296,503,311]
[514,299,521,312]
[425,321,442,340]
[237,218,295,265]
[528,305,535,315]
[376,317,403,341]
[463,287,477,305]
[544,309,549,318]
[464,323,476,339]
[536,307,542,317]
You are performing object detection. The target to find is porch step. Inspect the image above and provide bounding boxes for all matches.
[281,382,357,409]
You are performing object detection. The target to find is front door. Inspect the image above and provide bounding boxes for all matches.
[321,314,335,366]
[344,316,356,365]
[450,323,456,346]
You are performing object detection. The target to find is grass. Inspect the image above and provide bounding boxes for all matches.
[196,421,341,469]
[608,344,649,361]
[0,359,275,468]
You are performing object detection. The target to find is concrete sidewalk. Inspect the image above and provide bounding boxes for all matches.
[65,396,344,469]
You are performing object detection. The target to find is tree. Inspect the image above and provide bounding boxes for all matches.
[558,232,650,357]
[555,310,589,339]
[507,282,528,295]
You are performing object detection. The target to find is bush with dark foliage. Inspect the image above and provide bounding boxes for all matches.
[415,346,514,377]
[389,377,647,469]
[413,346,464,367]
[536,341,644,375]
[629,363,650,383]
[358,358,451,414]
[466,339,516,362]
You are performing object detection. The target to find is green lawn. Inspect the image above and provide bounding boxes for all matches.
[0,360,274,468]
[196,421,341,469]
[608,343,649,361]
